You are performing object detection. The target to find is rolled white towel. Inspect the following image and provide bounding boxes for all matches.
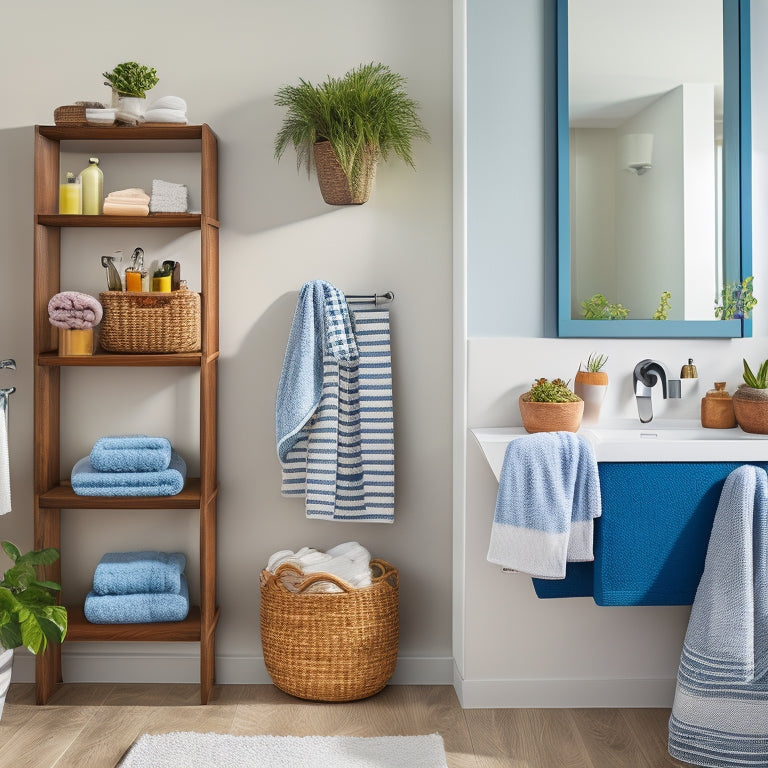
[143,108,188,124]
[147,96,187,112]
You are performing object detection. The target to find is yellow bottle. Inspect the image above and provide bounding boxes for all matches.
[59,172,82,214]
[80,157,103,215]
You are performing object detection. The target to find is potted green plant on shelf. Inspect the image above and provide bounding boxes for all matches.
[102,61,159,123]
[519,377,583,433]
[274,62,430,205]
[574,353,609,424]
[732,357,768,434]
[0,541,67,719]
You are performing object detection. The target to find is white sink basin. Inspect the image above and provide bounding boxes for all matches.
[472,420,768,480]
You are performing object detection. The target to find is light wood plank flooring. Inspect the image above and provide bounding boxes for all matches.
[1,684,695,768]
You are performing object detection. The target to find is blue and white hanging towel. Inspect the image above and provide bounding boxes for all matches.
[487,432,601,579]
[668,464,768,767]
[277,283,394,522]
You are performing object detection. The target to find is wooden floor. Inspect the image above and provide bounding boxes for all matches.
[0,683,694,768]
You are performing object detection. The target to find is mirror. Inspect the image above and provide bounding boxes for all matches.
[557,0,752,338]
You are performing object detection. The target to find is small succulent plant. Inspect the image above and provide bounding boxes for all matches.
[742,358,768,389]
[526,378,581,403]
[581,353,608,373]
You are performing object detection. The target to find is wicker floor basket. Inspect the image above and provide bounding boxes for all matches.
[99,290,201,353]
[260,559,399,702]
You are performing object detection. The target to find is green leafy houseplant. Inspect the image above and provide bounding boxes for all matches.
[653,290,671,320]
[526,378,580,403]
[581,293,630,320]
[0,541,67,654]
[715,276,756,320]
[102,61,159,98]
[274,62,430,204]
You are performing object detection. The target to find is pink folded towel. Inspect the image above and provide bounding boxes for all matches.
[105,188,151,204]
[103,202,150,216]
[48,291,103,329]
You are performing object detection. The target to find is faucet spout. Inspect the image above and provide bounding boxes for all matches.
[636,395,654,424]
[633,359,681,423]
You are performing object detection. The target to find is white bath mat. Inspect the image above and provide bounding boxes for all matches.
[118,732,448,768]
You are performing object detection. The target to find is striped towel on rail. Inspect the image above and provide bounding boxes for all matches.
[280,307,394,523]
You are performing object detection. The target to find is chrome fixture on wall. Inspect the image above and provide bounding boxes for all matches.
[633,359,681,423]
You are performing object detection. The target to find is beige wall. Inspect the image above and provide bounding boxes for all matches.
[0,0,453,684]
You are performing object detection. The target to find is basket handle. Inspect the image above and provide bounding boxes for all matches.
[370,558,399,589]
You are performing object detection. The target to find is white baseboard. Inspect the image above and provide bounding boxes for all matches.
[10,651,455,687]
[454,665,677,708]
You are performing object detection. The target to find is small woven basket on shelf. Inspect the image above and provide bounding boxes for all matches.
[98,290,201,353]
[53,105,87,126]
[260,559,399,702]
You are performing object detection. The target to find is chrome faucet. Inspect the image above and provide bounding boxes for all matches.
[633,359,681,423]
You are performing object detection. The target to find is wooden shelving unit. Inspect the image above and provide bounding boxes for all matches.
[33,124,219,704]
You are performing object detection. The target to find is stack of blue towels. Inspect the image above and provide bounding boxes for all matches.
[71,436,186,496]
[84,551,190,624]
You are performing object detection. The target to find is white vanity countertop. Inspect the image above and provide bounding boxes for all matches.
[471,420,768,481]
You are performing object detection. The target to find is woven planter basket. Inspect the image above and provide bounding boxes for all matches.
[313,140,377,205]
[260,559,399,702]
[733,390,768,434]
[519,393,584,433]
[99,290,201,354]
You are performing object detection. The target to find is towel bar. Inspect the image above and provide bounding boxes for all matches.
[346,291,394,306]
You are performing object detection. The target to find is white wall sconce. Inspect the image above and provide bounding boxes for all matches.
[619,132,654,175]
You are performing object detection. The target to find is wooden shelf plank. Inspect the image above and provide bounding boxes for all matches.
[37,213,201,228]
[38,350,203,367]
[39,479,204,509]
[66,605,216,642]
[38,125,205,141]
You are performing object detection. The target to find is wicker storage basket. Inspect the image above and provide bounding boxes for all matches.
[53,105,87,126]
[260,559,399,702]
[99,290,201,353]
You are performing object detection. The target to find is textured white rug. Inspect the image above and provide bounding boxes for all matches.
[118,732,448,768]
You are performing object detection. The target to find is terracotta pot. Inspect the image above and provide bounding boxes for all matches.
[313,141,377,205]
[733,393,768,434]
[518,393,584,434]
[573,370,608,425]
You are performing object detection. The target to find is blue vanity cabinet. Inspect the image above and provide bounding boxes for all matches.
[533,461,767,605]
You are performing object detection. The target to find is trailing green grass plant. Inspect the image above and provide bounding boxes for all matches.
[274,62,429,193]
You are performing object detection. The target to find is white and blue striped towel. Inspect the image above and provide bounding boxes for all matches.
[279,297,394,523]
[487,432,601,578]
[668,464,768,767]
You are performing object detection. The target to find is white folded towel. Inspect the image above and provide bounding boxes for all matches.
[143,108,188,124]
[147,96,187,112]
[150,179,189,213]
[266,542,372,591]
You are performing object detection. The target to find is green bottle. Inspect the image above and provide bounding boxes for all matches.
[80,157,103,215]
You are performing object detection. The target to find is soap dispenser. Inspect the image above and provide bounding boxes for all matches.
[701,382,736,429]
[80,157,103,215]
[681,358,698,378]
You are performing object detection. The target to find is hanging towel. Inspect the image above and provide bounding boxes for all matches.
[84,575,189,623]
[487,432,601,579]
[92,551,186,595]
[0,401,10,515]
[279,302,395,522]
[71,450,186,496]
[89,435,172,473]
[668,464,768,767]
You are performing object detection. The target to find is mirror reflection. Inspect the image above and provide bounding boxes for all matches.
[566,0,737,326]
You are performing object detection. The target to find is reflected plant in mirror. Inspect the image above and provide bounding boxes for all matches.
[653,291,672,320]
[581,293,629,320]
[714,276,756,319]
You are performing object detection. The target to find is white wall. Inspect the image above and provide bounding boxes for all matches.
[0,0,454,685]
[460,0,768,707]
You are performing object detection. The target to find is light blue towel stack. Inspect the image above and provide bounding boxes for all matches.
[668,464,768,767]
[84,551,189,624]
[487,432,602,578]
[71,436,186,496]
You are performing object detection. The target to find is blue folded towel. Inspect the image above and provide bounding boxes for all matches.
[275,280,358,465]
[669,464,768,767]
[487,432,601,579]
[84,575,190,623]
[90,436,172,473]
[71,450,186,496]
[93,551,186,595]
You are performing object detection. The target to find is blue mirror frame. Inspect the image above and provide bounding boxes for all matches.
[557,0,751,338]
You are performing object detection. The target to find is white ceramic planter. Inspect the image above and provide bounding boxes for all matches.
[0,646,13,720]
[574,381,608,424]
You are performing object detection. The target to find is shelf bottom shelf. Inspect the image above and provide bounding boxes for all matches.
[65,604,220,642]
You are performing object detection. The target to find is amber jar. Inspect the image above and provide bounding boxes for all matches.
[701,382,736,429]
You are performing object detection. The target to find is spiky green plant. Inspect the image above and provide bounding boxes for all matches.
[742,358,768,389]
[102,61,159,98]
[582,353,608,373]
[0,541,67,654]
[527,378,581,403]
[274,62,430,194]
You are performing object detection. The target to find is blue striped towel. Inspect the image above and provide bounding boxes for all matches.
[487,432,601,578]
[276,280,358,465]
[92,551,186,595]
[90,435,172,473]
[280,307,395,523]
[669,464,768,767]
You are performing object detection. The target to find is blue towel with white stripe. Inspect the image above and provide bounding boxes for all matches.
[280,302,394,523]
[487,432,601,578]
[669,464,768,767]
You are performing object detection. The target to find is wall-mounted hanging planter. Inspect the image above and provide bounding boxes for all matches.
[274,62,429,206]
